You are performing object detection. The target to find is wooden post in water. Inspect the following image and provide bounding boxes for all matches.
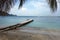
[0,19,33,32]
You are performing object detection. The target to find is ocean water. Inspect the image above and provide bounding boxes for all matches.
[0,16,60,30]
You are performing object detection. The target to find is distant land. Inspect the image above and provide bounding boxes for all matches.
[0,11,16,16]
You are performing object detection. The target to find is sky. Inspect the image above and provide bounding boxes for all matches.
[9,0,60,16]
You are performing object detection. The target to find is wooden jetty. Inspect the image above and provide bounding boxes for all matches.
[0,19,33,32]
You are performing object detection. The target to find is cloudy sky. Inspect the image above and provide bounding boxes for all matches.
[9,0,60,16]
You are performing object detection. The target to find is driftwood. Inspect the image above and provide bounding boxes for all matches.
[0,19,33,32]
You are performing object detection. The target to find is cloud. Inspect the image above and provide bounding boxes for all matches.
[9,0,56,16]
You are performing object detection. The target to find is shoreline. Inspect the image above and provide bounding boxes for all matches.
[19,27,60,35]
[0,27,60,40]
[20,27,60,32]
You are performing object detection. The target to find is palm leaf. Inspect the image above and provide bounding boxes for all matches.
[0,0,25,12]
[48,0,57,12]
[19,0,26,8]
[0,0,58,13]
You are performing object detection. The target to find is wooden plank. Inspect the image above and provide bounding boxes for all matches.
[0,19,33,32]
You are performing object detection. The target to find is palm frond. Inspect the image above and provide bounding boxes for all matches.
[0,0,25,12]
[19,0,26,8]
[48,0,57,12]
[0,0,58,13]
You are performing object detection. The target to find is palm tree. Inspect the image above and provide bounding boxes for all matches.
[0,0,57,16]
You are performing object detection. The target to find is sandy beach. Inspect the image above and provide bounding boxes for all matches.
[0,27,60,40]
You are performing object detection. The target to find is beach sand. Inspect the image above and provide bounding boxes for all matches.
[0,27,60,40]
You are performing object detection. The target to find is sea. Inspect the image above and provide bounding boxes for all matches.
[0,16,60,30]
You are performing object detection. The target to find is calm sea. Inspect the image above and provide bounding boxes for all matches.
[0,16,60,30]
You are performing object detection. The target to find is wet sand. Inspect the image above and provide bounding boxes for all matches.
[0,27,60,40]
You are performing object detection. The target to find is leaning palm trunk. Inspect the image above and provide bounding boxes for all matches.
[48,0,57,12]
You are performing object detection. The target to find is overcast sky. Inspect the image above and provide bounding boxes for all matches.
[9,0,60,16]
